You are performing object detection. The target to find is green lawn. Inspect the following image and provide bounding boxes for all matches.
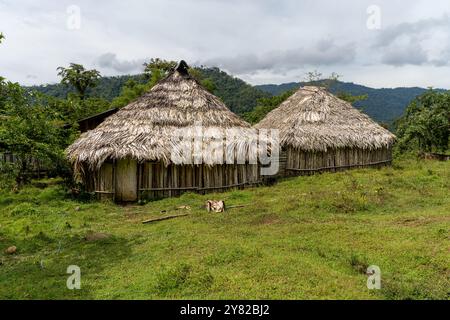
[0,157,449,300]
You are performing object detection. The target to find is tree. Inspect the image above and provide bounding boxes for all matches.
[305,70,323,85]
[189,67,216,93]
[57,63,101,100]
[396,89,450,153]
[111,79,153,108]
[305,71,341,90]
[143,58,177,82]
[0,32,4,44]
[243,90,296,124]
[0,81,71,186]
[304,71,368,109]
[112,58,179,108]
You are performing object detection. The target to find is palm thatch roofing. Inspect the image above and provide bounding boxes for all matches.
[255,86,396,152]
[66,61,260,173]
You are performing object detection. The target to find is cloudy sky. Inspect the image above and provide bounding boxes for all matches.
[1,0,449,88]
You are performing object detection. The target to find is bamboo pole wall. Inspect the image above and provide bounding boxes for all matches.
[84,162,261,201]
[285,147,393,176]
[138,162,260,200]
[89,147,393,201]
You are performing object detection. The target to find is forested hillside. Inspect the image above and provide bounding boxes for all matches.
[27,74,147,101]
[198,67,270,114]
[28,67,269,116]
[27,67,443,124]
[256,82,438,124]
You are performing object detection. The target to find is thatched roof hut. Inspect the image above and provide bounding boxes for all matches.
[255,86,396,176]
[67,61,262,201]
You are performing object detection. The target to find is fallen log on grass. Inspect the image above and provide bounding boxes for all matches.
[227,205,250,209]
[142,213,190,224]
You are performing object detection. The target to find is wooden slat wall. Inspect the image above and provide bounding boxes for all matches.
[285,147,393,176]
[98,163,113,201]
[140,162,260,200]
[87,147,394,201]
[115,159,137,202]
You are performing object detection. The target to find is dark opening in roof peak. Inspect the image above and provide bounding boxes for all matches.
[176,60,189,76]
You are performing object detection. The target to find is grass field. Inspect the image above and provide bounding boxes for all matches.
[0,157,449,300]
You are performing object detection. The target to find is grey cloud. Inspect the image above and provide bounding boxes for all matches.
[203,39,356,74]
[1,0,450,88]
[375,15,450,66]
[381,39,428,66]
[431,47,450,66]
[374,15,450,48]
[96,53,147,73]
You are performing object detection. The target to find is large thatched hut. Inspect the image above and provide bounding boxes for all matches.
[67,61,262,202]
[255,86,396,176]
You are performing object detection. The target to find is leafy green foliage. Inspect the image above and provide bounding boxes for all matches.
[111,79,153,108]
[396,89,450,153]
[44,93,111,124]
[243,90,295,124]
[143,58,177,80]
[111,64,269,115]
[57,63,101,100]
[28,75,146,101]
[0,80,74,187]
[188,68,216,93]
[192,67,270,115]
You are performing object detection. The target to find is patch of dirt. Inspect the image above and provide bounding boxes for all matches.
[395,216,450,227]
[84,232,111,242]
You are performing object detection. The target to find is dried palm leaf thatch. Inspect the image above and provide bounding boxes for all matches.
[255,86,396,152]
[66,61,262,175]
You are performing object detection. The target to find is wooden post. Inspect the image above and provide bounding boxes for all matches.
[137,162,141,203]
[112,159,116,202]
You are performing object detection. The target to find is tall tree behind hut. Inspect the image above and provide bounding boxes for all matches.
[305,70,368,109]
[112,58,177,108]
[143,58,177,82]
[57,63,101,100]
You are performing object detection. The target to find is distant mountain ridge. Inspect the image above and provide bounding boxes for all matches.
[27,68,445,124]
[27,67,270,116]
[256,82,444,124]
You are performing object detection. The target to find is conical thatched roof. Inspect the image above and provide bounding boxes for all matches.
[255,86,396,151]
[67,61,259,172]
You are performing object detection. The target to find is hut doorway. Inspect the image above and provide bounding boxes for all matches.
[115,159,137,202]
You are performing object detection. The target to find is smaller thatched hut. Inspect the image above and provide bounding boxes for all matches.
[255,86,396,176]
[66,61,264,202]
